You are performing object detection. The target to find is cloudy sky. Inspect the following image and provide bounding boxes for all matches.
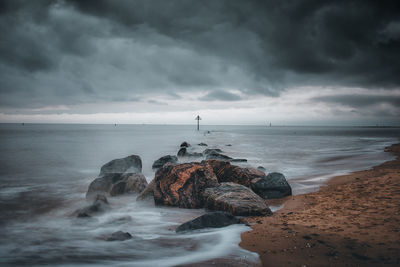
[1,0,399,125]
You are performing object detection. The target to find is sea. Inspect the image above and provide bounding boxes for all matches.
[0,124,399,266]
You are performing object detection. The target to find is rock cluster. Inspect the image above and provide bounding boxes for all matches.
[78,140,292,234]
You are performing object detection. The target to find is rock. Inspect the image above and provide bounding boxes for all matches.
[230,158,248,163]
[176,211,240,233]
[105,216,133,225]
[152,155,178,169]
[109,173,148,196]
[205,160,265,187]
[87,173,147,199]
[136,180,155,201]
[226,144,232,146]
[203,148,223,155]
[203,183,271,216]
[180,141,190,148]
[257,166,266,172]
[99,155,142,176]
[250,172,292,199]
[198,143,208,146]
[104,231,132,241]
[153,162,219,208]
[206,152,232,161]
[177,147,187,157]
[75,194,110,218]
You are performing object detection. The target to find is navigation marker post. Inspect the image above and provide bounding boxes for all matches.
[195,115,201,131]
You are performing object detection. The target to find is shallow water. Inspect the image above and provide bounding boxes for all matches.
[0,124,398,266]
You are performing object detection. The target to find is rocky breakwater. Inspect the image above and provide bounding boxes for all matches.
[149,158,291,218]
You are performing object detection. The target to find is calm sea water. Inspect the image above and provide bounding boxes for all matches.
[0,124,399,266]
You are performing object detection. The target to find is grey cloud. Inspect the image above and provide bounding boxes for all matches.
[199,90,242,101]
[1,0,400,113]
[147,100,168,105]
[313,94,400,108]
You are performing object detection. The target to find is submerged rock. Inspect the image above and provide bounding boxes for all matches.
[75,194,110,218]
[152,155,178,169]
[203,148,223,155]
[205,152,232,161]
[104,231,132,241]
[250,172,292,199]
[153,162,219,208]
[198,143,208,146]
[176,211,240,233]
[203,182,271,216]
[99,155,142,176]
[186,152,203,158]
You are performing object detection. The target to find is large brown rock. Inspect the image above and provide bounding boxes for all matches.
[203,182,272,216]
[204,160,266,187]
[153,163,219,208]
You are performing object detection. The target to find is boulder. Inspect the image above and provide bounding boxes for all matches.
[152,155,178,169]
[203,183,271,216]
[99,155,142,176]
[225,144,232,146]
[198,143,208,146]
[153,162,219,208]
[109,173,148,196]
[75,194,110,218]
[87,173,147,199]
[176,211,240,233]
[104,231,132,241]
[205,160,265,187]
[250,172,292,199]
[180,141,190,148]
[136,180,155,201]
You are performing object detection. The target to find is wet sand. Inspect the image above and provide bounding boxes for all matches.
[240,143,400,266]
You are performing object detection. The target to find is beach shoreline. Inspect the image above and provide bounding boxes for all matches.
[240,143,400,266]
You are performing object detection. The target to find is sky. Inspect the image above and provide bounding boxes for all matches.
[0,0,399,125]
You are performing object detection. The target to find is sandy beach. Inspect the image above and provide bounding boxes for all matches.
[240,143,400,266]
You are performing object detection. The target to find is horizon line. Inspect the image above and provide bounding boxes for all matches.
[1,122,399,128]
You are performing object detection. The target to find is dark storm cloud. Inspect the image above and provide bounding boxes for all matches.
[199,90,242,102]
[1,0,400,111]
[313,95,400,108]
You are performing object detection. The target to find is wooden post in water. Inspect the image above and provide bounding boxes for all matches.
[195,115,201,131]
